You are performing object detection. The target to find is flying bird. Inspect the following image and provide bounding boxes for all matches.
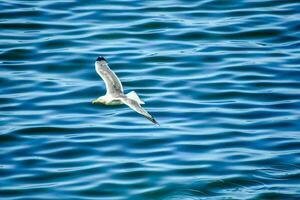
[92,56,158,125]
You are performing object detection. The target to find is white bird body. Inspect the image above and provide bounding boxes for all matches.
[92,57,158,124]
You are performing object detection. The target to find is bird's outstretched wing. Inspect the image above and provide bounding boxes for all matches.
[120,97,158,125]
[95,57,123,97]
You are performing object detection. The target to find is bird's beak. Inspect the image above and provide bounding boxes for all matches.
[92,100,97,104]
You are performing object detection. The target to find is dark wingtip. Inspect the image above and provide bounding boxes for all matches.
[96,56,106,62]
[146,116,159,125]
[152,118,160,126]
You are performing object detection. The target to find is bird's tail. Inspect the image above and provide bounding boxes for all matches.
[126,91,145,104]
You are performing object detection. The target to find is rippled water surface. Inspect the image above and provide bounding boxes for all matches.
[1,0,300,199]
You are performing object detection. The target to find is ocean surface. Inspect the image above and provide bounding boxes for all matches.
[1,0,300,199]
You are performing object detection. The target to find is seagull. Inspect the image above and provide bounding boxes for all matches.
[92,56,158,125]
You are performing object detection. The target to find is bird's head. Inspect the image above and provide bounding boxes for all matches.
[92,96,106,104]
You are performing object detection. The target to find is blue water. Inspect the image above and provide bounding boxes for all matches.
[1,0,300,199]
